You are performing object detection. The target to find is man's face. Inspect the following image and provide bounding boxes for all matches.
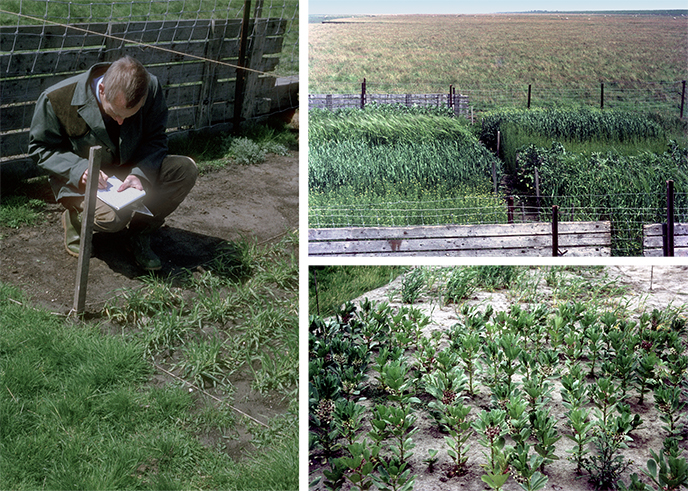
[98,84,144,125]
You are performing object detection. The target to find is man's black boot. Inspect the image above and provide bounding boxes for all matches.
[128,222,162,270]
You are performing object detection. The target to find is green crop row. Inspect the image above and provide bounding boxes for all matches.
[516,142,688,255]
[480,108,672,172]
[308,105,500,224]
[308,269,688,491]
[309,105,472,146]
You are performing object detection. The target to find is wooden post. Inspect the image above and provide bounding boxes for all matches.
[232,0,252,132]
[666,179,674,257]
[527,84,531,109]
[496,130,501,158]
[361,78,366,109]
[492,159,497,194]
[680,80,686,119]
[552,205,559,257]
[534,167,541,219]
[507,196,514,224]
[600,82,604,109]
[73,146,102,315]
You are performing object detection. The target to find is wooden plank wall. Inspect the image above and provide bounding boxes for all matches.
[642,223,688,257]
[308,221,612,257]
[308,92,470,115]
[0,18,297,169]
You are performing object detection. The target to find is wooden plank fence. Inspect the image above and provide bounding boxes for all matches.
[643,223,688,257]
[0,18,298,176]
[309,80,469,115]
[309,92,469,115]
[308,221,612,257]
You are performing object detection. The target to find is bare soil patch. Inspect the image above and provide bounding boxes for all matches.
[1,151,298,313]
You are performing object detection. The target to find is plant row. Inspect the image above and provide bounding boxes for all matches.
[309,294,688,491]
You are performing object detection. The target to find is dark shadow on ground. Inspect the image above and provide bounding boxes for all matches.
[92,226,234,280]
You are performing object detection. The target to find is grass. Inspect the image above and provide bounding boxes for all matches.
[169,121,298,175]
[309,13,688,94]
[308,105,502,228]
[0,124,299,490]
[0,230,298,490]
[0,196,45,229]
[309,266,406,318]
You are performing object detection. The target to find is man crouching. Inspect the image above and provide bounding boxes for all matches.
[29,55,197,270]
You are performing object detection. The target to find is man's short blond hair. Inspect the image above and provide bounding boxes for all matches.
[102,56,150,108]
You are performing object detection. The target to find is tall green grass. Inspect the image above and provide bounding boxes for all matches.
[516,142,688,255]
[309,266,406,318]
[309,106,501,227]
[480,108,669,172]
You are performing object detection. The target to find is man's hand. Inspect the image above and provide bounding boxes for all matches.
[118,174,144,192]
[81,169,109,189]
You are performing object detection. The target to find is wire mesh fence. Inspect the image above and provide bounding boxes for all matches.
[309,79,686,118]
[309,191,688,257]
[0,0,298,168]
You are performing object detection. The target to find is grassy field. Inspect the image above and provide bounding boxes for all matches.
[309,13,687,94]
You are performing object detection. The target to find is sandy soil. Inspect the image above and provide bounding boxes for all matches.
[310,265,688,491]
[1,148,299,460]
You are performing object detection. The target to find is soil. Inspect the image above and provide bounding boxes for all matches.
[1,150,299,313]
[0,148,299,460]
[310,265,688,491]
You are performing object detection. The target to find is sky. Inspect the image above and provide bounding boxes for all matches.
[309,0,687,15]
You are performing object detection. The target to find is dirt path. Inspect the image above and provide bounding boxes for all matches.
[0,150,298,314]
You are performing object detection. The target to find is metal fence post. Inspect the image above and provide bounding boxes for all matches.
[361,78,366,109]
[527,84,531,109]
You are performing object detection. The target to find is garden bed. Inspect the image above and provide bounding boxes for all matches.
[309,265,688,491]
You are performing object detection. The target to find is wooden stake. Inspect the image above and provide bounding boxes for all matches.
[552,205,559,257]
[72,146,102,315]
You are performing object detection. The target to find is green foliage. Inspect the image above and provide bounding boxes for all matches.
[0,196,45,228]
[481,108,667,170]
[309,105,501,227]
[309,266,405,318]
[581,427,633,491]
[642,448,688,491]
[512,141,688,256]
[400,268,425,304]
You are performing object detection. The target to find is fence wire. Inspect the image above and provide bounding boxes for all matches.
[0,0,298,164]
[310,79,685,118]
[309,192,688,256]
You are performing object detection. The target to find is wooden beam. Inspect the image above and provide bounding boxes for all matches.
[72,146,102,315]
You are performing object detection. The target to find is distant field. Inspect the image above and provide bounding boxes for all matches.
[308,13,688,94]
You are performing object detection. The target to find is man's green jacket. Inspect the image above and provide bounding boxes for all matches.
[29,63,168,202]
